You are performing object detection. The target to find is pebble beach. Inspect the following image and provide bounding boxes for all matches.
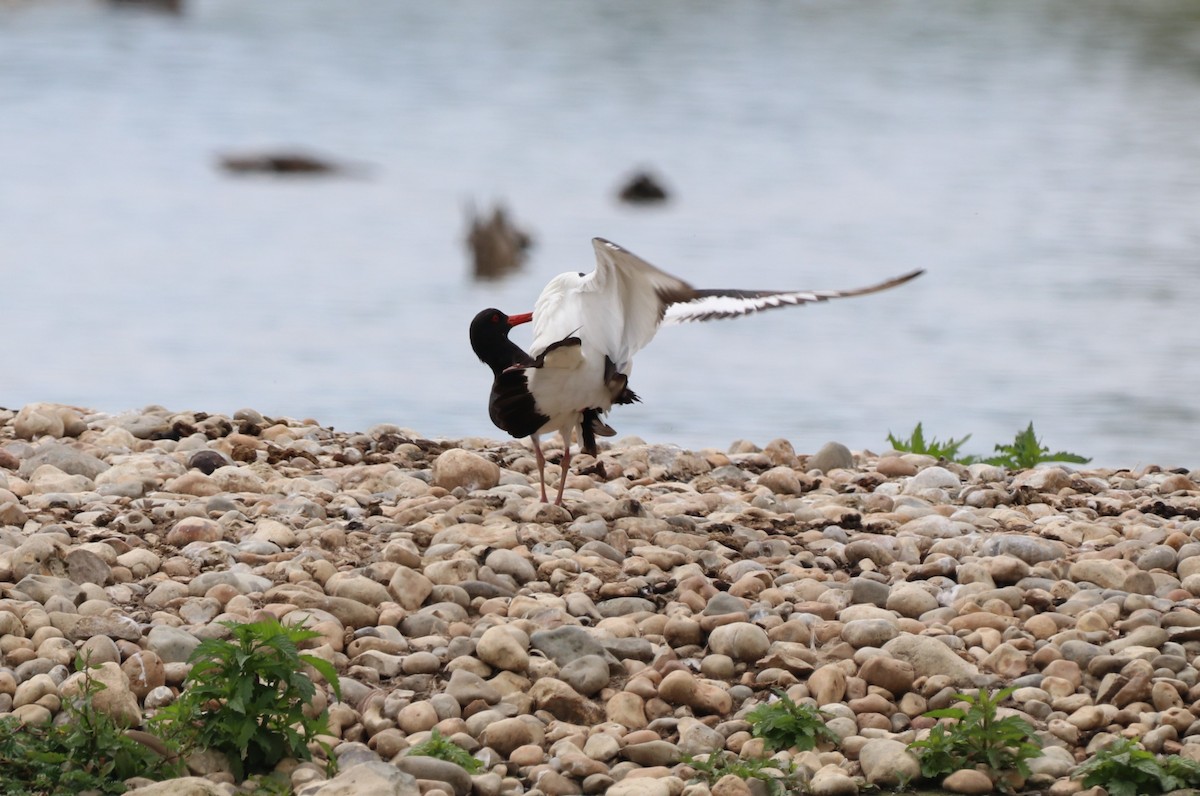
[2,401,1199,796]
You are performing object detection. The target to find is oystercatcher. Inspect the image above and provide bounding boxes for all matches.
[470,238,922,505]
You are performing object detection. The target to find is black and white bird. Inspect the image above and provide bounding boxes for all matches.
[470,238,923,505]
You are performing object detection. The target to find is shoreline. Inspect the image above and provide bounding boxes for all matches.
[2,402,1199,796]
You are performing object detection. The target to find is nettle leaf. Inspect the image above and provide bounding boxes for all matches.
[1132,756,1165,777]
[295,673,318,701]
[989,686,1016,702]
[1164,755,1200,784]
[1160,772,1187,792]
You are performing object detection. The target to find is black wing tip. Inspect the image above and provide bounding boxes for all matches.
[877,268,925,291]
[847,267,927,295]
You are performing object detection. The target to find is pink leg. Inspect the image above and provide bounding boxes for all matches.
[531,435,549,503]
[554,446,571,506]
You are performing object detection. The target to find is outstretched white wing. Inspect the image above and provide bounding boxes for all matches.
[661,269,925,325]
[531,237,922,374]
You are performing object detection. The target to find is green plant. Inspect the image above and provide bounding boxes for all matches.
[745,690,839,752]
[0,655,180,795]
[151,618,341,780]
[406,728,482,773]
[985,422,1090,469]
[887,422,977,464]
[0,715,122,796]
[240,773,295,796]
[908,687,1042,785]
[1074,737,1200,796]
[684,751,804,796]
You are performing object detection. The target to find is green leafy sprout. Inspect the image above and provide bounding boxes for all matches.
[908,686,1042,787]
[887,421,1089,470]
[985,422,1090,469]
[151,617,341,781]
[745,690,839,752]
[406,728,483,773]
[0,654,182,795]
[1074,737,1200,796]
[887,422,976,464]
[684,751,805,796]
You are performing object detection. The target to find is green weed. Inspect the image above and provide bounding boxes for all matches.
[886,421,1089,470]
[908,687,1042,787]
[985,422,1090,469]
[745,690,839,752]
[684,751,805,796]
[239,773,295,796]
[406,728,482,773]
[887,422,976,464]
[0,655,181,795]
[151,618,341,780]
[1074,737,1200,796]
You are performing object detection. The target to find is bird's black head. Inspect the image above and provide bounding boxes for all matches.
[469,308,533,371]
[469,308,514,350]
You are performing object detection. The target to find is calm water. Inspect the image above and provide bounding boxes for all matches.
[2,0,1198,468]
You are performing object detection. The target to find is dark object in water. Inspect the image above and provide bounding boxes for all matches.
[107,0,184,13]
[218,151,344,176]
[466,203,534,280]
[618,171,670,204]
